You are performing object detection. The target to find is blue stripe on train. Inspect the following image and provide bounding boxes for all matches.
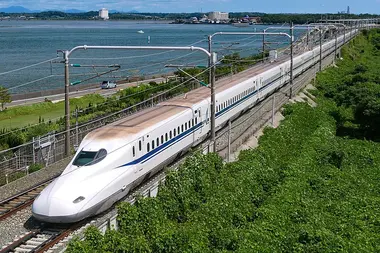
[120,44,337,167]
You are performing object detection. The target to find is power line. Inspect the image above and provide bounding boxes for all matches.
[0,57,59,76]
[7,75,59,91]
[0,60,217,140]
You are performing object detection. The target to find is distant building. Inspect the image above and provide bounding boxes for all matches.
[99,8,109,20]
[347,6,350,14]
[208,11,229,21]
[241,15,261,24]
[199,14,209,23]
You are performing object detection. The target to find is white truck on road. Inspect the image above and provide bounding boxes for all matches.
[100,81,117,89]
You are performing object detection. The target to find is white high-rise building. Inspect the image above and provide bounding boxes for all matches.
[99,8,109,20]
[208,11,229,21]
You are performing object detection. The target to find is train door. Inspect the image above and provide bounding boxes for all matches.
[196,107,202,133]
[258,77,263,100]
[135,137,144,173]
[253,79,258,102]
[280,67,284,86]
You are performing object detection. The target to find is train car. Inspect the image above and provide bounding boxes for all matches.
[32,29,357,223]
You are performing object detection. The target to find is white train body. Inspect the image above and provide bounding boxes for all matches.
[32,30,357,223]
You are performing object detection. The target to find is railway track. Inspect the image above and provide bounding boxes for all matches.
[0,179,55,222]
[0,224,80,253]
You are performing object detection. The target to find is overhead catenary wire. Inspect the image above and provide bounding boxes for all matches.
[0,59,219,141]
[0,57,211,140]
[0,57,60,76]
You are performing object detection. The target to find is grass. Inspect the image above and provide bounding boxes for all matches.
[0,94,105,129]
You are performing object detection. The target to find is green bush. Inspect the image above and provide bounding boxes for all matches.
[28,163,43,173]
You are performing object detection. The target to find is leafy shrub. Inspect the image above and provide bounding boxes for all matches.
[28,163,43,173]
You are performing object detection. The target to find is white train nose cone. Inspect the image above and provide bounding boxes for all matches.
[32,195,82,223]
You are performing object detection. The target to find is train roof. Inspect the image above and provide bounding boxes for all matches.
[83,105,188,143]
[83,53,293,144]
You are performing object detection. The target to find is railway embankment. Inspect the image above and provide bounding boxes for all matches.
[67,30,380,252]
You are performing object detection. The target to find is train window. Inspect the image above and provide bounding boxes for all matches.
[139,141,142,151]
[170,131,172,139]
[147,143,150,152]
[178,126,180,134]
[161,135,164,144]
[185,122,187,130]
[195,117,198,124]
[174,129,176,137]
[132,146,135,157]
[152,140,155,149]
[73,149,107,166]
[188,121,191,128]
[165,133,168,141]
[156,138,159,147]
[192,119,194,126]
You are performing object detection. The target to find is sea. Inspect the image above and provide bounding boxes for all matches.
[0,20,305,94]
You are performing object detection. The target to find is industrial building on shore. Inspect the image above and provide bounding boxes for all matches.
[99,8,109,20]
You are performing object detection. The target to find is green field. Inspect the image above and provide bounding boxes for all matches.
[0,94,105,129]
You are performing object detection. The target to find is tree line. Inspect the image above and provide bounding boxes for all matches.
[1,11,379,24]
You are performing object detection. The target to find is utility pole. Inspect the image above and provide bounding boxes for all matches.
[208,36,216,152]
[319,29,323,72]
[208,35,212,90]
[209,47,216,152]
[290,22,294,99]
[64,50,70,156]
[210,55,216,152]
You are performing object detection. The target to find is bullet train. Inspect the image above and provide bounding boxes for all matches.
[32,29,358,223]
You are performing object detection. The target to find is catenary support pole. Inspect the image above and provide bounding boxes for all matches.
[64,50,70,156]
[210,52,216,152]
[289,22,294,99]
[228,120,231,162]
[75,108,79,149]
[319,29,323,72]
[334,30,338,61]
[272,94,275,127]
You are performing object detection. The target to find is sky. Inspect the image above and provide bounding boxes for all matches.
[0,0,379,14]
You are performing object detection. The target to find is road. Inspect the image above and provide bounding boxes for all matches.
[8,77,168,108]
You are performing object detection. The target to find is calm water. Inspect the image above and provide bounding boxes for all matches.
[0,20,303,94]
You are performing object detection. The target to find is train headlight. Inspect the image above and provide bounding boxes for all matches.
[73,196,85,203]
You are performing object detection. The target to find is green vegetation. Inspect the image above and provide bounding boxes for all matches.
[0,86,11,110]
[316,29,380,140]
[0,94,105,128]
[67,30,380,252]
[28,163,43,173]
